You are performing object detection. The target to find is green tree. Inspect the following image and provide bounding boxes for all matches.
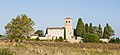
[98,24,102,37]
[0,34,2,38]
[5,14,35,42]
[64,28,66,40]
[116,38,120,43]
[109,38,116,43]
[92,24,102,38]
[92,26,99,34]
[76,18,85,37]
[85,23,89,33]
[58,37,64,42]
[103,23,114,39]
[82,33,100,43]
[55,37,64,42]
[89,23,93,33]
[34,30,44,37]
[103,27,108,39]
[109,37,120,43]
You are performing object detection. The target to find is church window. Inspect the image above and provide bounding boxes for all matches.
[69,21,70,23]
[66,21,67,23]
[66,21,70,23]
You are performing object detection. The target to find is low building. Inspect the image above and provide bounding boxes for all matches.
[45,17,75,42]
[30,17,81,43]
[45,27,64,40]
[100,39,110,42]
[39,37,47,40]
[31,34,39,39]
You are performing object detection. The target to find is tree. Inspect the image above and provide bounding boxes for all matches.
[64,28,66,40]
[109,37,120,43]
[85,23,89,33]
[92,24,102,38]
[89,23,93,33]
[5,14,35,42]
[98,24,102,37]
[103,27,109,39]
[103,23,114,39]
[92,26,99,34]
[109,38,115,43]
[116,38,120,43]
[75,18,85,37]
[58,37,64,42]
[55,37,64,42]
[0,34,2,38]
[82,33,100,43]
[74,29,77,39]
[34,30,44,37]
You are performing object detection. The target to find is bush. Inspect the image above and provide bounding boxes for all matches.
[82,33,100,43]
[99,40,104,43]
[36,37,40,41]
[109,37,120,43]
[0,48,14,55]
[55,37,64,42]
[116,38,120,43]
[58,37,64,42]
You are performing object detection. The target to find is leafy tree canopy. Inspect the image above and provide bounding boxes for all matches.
[5,14,35,41]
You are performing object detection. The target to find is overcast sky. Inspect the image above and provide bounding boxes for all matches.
[0,0,120,37]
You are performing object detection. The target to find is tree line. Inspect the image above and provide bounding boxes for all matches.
[75,18,115,43]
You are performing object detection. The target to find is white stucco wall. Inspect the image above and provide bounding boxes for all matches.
[39,37,47,40]
[31,36,38,39]
[100,39,109,42]
[47,28,64,40]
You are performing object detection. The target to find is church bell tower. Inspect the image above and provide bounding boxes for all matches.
[64,17,74,40]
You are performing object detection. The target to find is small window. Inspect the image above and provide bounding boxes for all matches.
[69,21,70,23]
[66,21,67,23]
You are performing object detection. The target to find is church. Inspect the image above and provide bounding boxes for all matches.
[45,17,74,41]
[31,17,82,43]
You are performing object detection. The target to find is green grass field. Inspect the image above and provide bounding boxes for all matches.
[0,40,120,55]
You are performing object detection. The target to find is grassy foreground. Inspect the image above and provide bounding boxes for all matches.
[0,40,120,55]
